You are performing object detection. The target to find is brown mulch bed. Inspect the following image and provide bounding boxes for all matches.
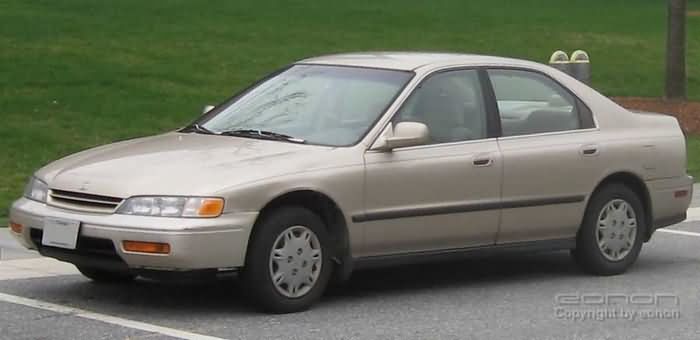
[612,97,700,134]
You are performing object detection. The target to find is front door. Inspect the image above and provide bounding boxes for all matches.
[359,69,502,257]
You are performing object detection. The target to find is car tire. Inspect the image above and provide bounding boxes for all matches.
[241,206,333,313]
[572,183,646,276]
[77,266,136,283]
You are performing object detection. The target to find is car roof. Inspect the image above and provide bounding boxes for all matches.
[297,52,540,71]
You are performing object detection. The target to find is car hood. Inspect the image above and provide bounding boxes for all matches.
[36,132,336,198]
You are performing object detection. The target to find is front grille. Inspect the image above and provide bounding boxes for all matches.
[48,189,123,214]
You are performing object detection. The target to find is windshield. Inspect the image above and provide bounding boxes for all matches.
[196,65,413,146]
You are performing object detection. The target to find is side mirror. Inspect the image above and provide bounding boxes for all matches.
[202,105,215,115]
[372,122,429,151]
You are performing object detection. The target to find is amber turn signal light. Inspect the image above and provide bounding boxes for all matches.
[9,221,23,234]
[198,198,224,217]
[122,240,170,254]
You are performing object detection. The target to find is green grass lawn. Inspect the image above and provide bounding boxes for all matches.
[1,0,700,217]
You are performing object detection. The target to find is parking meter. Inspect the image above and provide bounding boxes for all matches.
[549,50,571,75]
[570,50,591,85]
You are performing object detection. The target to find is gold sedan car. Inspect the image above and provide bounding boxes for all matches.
[9,52,693,313]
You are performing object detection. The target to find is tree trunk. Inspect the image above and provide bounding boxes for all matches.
[665,0,687,100]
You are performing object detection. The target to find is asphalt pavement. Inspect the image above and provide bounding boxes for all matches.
[1,189,700,340]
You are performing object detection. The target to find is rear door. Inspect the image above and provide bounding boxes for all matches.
[485,68,602,244]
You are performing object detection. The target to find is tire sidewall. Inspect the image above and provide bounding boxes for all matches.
[576,184,646,274]
[243,207,333,313]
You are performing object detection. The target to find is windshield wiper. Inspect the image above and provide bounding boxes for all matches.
[219,129,306,144]
[182,123,217,135]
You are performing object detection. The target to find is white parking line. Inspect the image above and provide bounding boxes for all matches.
[657,229,700,237]
[0,292,226,340]
[652,207,700,238]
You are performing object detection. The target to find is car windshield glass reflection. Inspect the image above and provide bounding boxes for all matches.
[197,65,412,146]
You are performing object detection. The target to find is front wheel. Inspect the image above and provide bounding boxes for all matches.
[572,183,646,275]
[241,207,333,313]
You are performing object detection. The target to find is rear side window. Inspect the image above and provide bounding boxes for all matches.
[487,69,594,137]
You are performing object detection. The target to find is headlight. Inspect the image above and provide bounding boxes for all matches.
[23,177,48,203]
[116,196,224,218]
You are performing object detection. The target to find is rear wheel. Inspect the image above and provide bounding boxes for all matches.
[77,266,136,283]
[241,207,332,313]
[572,183,646,275]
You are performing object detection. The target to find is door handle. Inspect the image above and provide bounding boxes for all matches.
[473,157,493,167]
[581,145,599,156]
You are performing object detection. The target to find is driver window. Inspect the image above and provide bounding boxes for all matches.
[393,69,488,145]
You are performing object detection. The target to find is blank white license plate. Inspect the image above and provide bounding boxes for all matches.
[42,218,80,249]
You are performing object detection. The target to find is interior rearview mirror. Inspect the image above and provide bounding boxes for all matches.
[202,105,215,115]
[372,122,429,151]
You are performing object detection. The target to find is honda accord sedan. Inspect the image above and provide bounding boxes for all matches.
[9,52,693,313]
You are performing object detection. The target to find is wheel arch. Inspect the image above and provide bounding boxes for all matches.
[586,171,653,241]
[250,189,353,281]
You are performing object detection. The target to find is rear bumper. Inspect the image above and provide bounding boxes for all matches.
[9,198,258,271]
[647,175,693,235]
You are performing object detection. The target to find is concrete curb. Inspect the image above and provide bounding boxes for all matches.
[0,228,38,261]
[0,257,79,280]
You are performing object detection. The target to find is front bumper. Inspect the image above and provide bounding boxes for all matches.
[9,198,258,271]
